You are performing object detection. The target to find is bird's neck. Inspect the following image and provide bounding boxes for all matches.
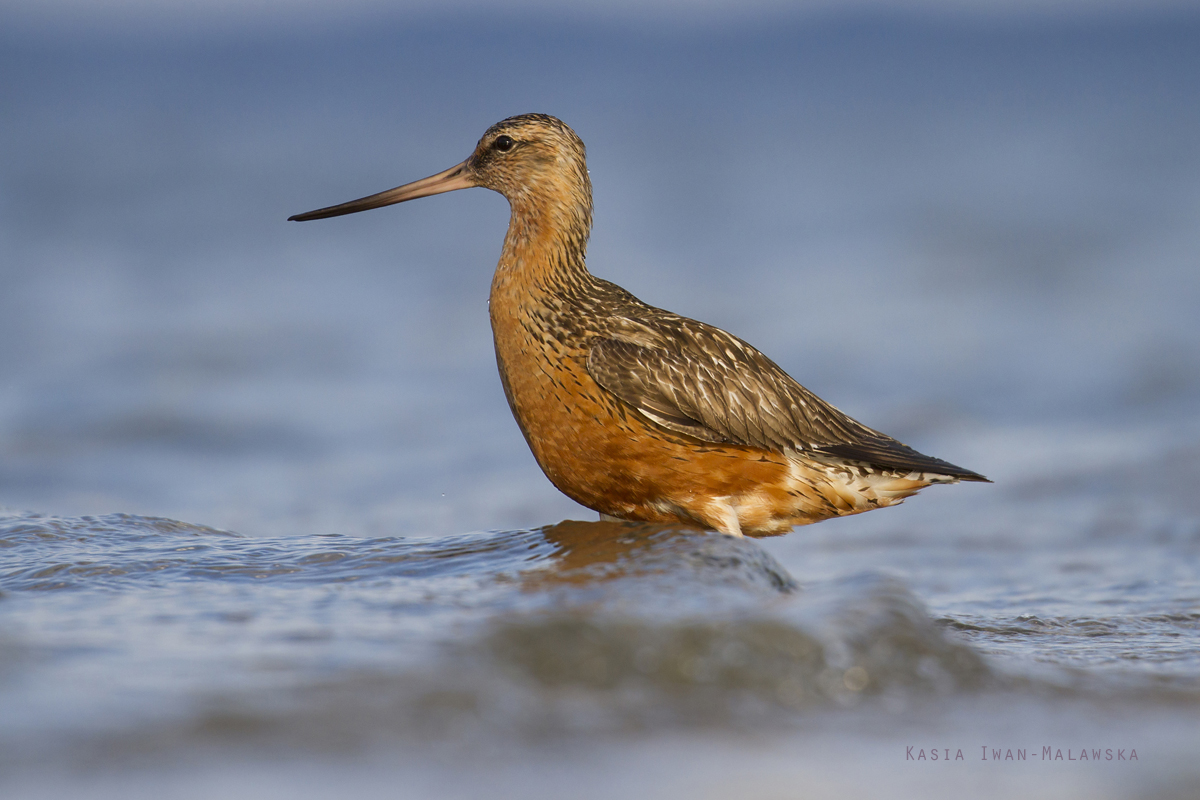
[490,181,595,304]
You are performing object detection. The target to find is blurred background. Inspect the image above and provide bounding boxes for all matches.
[1,1,1199,798]
[3,0,1198,537]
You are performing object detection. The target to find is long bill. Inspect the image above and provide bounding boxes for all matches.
[288,161,474,222]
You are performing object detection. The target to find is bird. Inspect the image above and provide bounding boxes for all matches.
[289,113,988,537]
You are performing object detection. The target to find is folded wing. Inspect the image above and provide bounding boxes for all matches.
[587,315,987,481]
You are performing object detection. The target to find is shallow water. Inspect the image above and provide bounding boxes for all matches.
[2,9,1200,799]
[2,511,1197,797]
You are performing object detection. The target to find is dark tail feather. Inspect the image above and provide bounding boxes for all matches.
[816,438,990,482]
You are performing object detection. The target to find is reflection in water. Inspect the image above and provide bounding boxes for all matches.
[529,519,798,593]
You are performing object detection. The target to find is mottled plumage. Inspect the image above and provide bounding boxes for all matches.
[291,113,988,536]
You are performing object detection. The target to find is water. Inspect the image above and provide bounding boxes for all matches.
[2,10,1200,798]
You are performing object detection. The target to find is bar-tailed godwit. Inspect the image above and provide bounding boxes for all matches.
[290,114,987,536]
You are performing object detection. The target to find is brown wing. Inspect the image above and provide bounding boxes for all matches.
[587,315,987,481]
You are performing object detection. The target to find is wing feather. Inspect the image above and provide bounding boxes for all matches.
[587,315,987,481]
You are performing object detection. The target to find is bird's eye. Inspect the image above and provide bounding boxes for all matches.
[493,135,515,152]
